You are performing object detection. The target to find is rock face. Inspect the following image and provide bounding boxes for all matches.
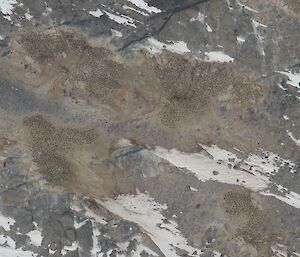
[0,0,299,256]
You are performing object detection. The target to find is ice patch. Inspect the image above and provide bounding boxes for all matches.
[145,38,190,55]
[204,51,234,62]
[0,214,15,231]
[104,11,136,27]
[287,130,300,146]
[102,193,202,256]
[277,71,300,88]
[89,9,103,18]
[127,0,161,14]
[27,230,43,247]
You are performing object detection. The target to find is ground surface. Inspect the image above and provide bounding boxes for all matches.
[0,0,299,256]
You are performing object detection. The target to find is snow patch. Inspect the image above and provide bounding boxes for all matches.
[262,191,300,209]
[190,12,205,23]
[277,71,300,88]
[206,23,212,32]
[283,115,290,120]
[0,235,16,248]
[237,36,246,44]
[145,38,190,55]
[85,207,107,225]
[123,5,149,16]
[91,226,101,256]
[133,243,159,257]
[61,242,79,255]
[287,130,300,146]
[189,186,198,192]
[89,9,104,18]
[251,19,267,56]
[237,0,259,13]
[0,0,17,20]
[0,246,37,257]
[24,11,33,21]
[0,214,15,231]
[102,193,202,256]
[271,243,288,257]
[204,51,234,62]
[154,145,298,208]
[111,29,123,38]
[225,0,233,10]
[104,11,136,27]
[27,230,43,247]
[74,219,87,229]
[155,146,268,191]
[127,0,161,14]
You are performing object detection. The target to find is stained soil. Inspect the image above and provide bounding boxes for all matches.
[0,1,298,256]
[23,114,98,185]
[285,0,300,13]
[2,27,295,159]
[153,54,262,127]
[0,25,297,257]
[224,190,279,256]
[16,29,126,103]
[14,29,262,127]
